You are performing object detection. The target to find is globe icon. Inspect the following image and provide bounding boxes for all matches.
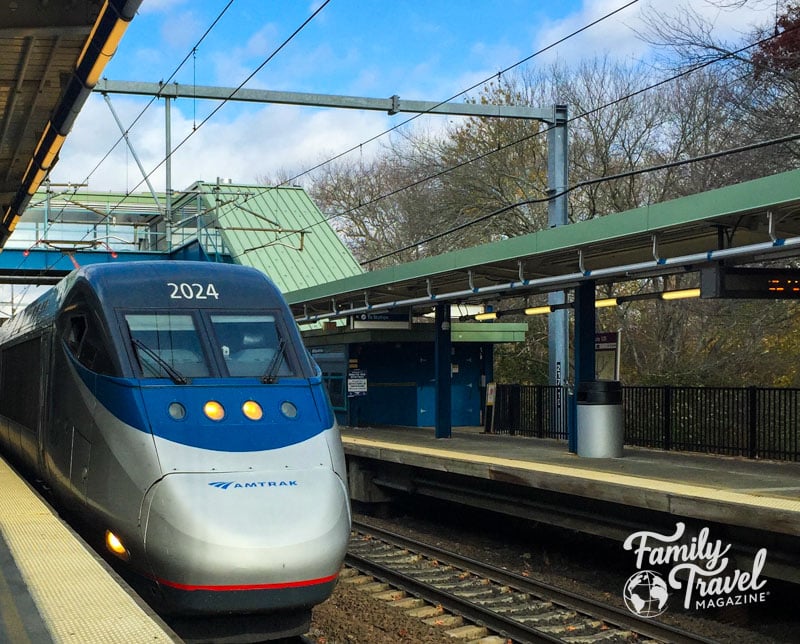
[623,570,669,617]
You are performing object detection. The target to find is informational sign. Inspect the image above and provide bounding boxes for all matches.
[347,368,368,397]
[351,310,410,329]
[595,331,621,380]
[486,382,497,406]
[484,381,497,433]
[701,266,800,299]
[555,361,562,411]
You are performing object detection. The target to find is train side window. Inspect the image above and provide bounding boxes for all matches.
[65,316,87,353]
[60,312,118,376]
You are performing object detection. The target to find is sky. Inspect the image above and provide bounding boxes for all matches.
[47,0,779,194]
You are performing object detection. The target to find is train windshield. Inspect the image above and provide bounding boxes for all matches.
[209,314,294,379]
[126,313,210,379]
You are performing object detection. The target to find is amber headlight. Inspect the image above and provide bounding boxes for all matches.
[105,530,130,561]
[204,401,225,421]
[242,400,263,421]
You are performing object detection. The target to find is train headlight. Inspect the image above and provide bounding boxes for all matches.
[105,530,130,561]
[168,402,186,420]
[204,401,225,421]
[280,401,298,419]
[242,400,263,421]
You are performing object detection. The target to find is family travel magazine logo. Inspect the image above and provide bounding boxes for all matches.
[622,522,768,617]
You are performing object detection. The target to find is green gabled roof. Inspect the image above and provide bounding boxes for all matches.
[194,182,363,293]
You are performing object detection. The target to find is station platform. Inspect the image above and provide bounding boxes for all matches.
[341,425,800,581]
[0,457,178,643]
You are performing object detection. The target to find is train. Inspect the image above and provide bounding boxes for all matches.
[0,260,351,640]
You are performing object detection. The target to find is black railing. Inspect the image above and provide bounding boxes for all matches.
[492,384,800,461]
[491,384,569,440]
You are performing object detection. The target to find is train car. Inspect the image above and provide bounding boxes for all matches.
[0,261,351,640]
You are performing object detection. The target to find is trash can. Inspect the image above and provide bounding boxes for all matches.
[576,380,623,458]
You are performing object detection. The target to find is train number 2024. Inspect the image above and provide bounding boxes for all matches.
[168,282,220,300]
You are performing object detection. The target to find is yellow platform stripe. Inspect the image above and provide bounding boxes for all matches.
[0,459,175,643]
[343,436,800,514]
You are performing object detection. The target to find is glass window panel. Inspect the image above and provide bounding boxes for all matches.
[210,314,294,378]
[125,313,209,378]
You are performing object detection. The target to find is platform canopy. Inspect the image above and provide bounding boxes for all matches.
[0,0,142,247]
[285,169,800,322]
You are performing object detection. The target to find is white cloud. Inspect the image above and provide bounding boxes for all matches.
[528,0,776,67]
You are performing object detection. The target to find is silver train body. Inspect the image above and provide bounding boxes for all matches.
[0,261,350,638]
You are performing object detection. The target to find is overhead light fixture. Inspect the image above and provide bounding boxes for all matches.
[524,305,552,316]
[661,288,701,301]
[475,312,497,321]
[595,298,618,308]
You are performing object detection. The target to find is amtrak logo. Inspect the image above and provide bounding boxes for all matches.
[209,480,298,490]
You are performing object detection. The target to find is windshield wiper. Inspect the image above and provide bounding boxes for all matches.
[131,337,189,385]
[261,338,286,384]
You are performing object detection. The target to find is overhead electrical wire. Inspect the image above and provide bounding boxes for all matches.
[230,12,800,260]
[53,0,640,223]
[284,21,800,264]
[352,24,800,228]
[363,129,800,266]
[10,1,793,301]
[44,1,237,217]
[49,0,636,249]
[220,0,649,246]
[96,0,332,217]
[7,1,239,308]
[269,0,641,189]
[13,0,332,301]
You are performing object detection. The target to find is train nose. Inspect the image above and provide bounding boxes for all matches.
[140,469,350,600]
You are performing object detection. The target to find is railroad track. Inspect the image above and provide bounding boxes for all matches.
[346,520,715,644]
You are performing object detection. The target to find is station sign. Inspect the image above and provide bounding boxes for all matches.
[701,266,800,299]
[350,309,411,330]
[595,330,620,380]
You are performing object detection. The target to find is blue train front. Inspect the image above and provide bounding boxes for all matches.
[0,261,351,638]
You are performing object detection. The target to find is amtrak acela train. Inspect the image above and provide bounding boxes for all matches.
[0,261,351,639]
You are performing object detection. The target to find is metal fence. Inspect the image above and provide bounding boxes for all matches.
[491,384,569,440]
[492,384,800,461]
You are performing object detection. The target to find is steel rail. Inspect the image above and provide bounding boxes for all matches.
[351,519,716,644]
[344,550,564,643]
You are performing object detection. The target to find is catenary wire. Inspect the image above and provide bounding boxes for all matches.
[7,1,240,308]
[268,21,799,261]
[75,7,800,269]
[363,130,800,265]
[46,1,238,217]
[269,0,641,189]
[19,0,333,298]
[30,0,635,257]
[96,0,332,218]
[8,3,789,303]
[345,26,795,225]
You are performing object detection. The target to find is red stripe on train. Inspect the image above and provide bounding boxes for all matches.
[156,571,339,592]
